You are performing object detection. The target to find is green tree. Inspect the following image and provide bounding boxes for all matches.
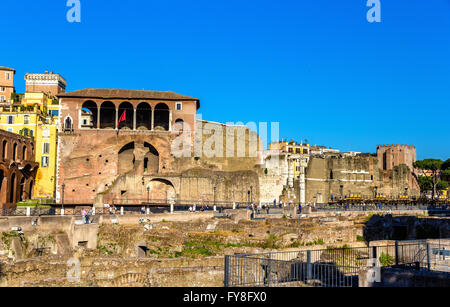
[418,176,433,195]
[414,159,443,199]
[437,180,449,192]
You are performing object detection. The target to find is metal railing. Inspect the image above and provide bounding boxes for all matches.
[224,240,450,287]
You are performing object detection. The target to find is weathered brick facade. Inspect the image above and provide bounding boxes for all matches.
[0,129,38,208]
[56,89,262,205]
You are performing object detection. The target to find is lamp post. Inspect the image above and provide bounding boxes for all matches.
[213,186,216,207]
[61,183,65,213]
[250,185,253,204]
[147,186,150,204]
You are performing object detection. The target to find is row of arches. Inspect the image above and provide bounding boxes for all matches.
[80,101,181,131]
[0,167,35,206]
[1,138,33,162]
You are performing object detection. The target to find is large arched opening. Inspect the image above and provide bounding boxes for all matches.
[154,103,170,131]
[100,101,116,129]
[82,101,98,129]
[28,180,34,199]
[118,142,136,174]
[19,177,25,201]
[148,179,176,202]
[9,173,16,203]
[143,143,159,174]
[136,102,152,130]
[118,102,134,130]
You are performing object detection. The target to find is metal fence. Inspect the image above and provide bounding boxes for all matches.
[224,240,450,287]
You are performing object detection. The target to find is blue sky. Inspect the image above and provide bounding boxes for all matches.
[1,0,449,159]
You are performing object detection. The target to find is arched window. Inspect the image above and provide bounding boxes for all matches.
[12,143,17,161]
[64,116,73,131]
[118,102,134,130]
[136,102,152,130]
[2,140,7,160]
[0,169,4,197]
[154,103,169,131]
[81,101,98,129]
[22,145,27,160]
[100,101,116,129]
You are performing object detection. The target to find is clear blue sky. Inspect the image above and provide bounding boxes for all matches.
[1,0,449,159]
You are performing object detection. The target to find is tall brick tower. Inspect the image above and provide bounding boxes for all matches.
[25,71,67,96]
[376,144,417,171]
[0,67,15,103]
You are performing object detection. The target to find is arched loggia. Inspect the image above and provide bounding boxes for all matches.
[118,102,134,130]
[100,101,116,129]
[136,102,152,130]
[154,103,170,131]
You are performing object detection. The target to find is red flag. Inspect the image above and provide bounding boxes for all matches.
[117,111,126,129]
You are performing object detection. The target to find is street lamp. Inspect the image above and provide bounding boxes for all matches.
[147,185,150,204]
[61,183,65,212]
[213,186,216,207]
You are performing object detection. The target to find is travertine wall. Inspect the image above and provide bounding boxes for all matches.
[57,120,262,204]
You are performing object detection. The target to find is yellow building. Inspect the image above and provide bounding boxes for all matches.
[0,92,59,199]
[269,140,310,178]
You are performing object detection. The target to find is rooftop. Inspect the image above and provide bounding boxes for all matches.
[58,88,200,108]
[0,66,16,72]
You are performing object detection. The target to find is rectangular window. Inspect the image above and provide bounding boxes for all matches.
[51,110,59,117]
[0,87,5,92]
[43,127,50,138]
[7,116,14,124]
[0,96,5,103]
[24,115,30,124]
[176,102,182,111]
[6,72,10,80]
[7,128,13,133]
[43,143,50,154]
[41,156,49,168]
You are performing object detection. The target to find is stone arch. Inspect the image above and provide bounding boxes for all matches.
[136,102,152,130]
[100,101,116,129]
[143,143,159,174]
[118,102,134,130]
[2,140,7,160]
[118,142,136,174]
[81,100,98,129]
[148,178,176,202]
[174,118,184,132]
[9,172,16,203]
[154,103,169,131]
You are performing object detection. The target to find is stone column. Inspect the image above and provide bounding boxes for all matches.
[133,109,137,131]
[299,157,306,205]
[115,108,119,130]
[168,110,172,131]
[151,110,155,131]
[97,107,100,129]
